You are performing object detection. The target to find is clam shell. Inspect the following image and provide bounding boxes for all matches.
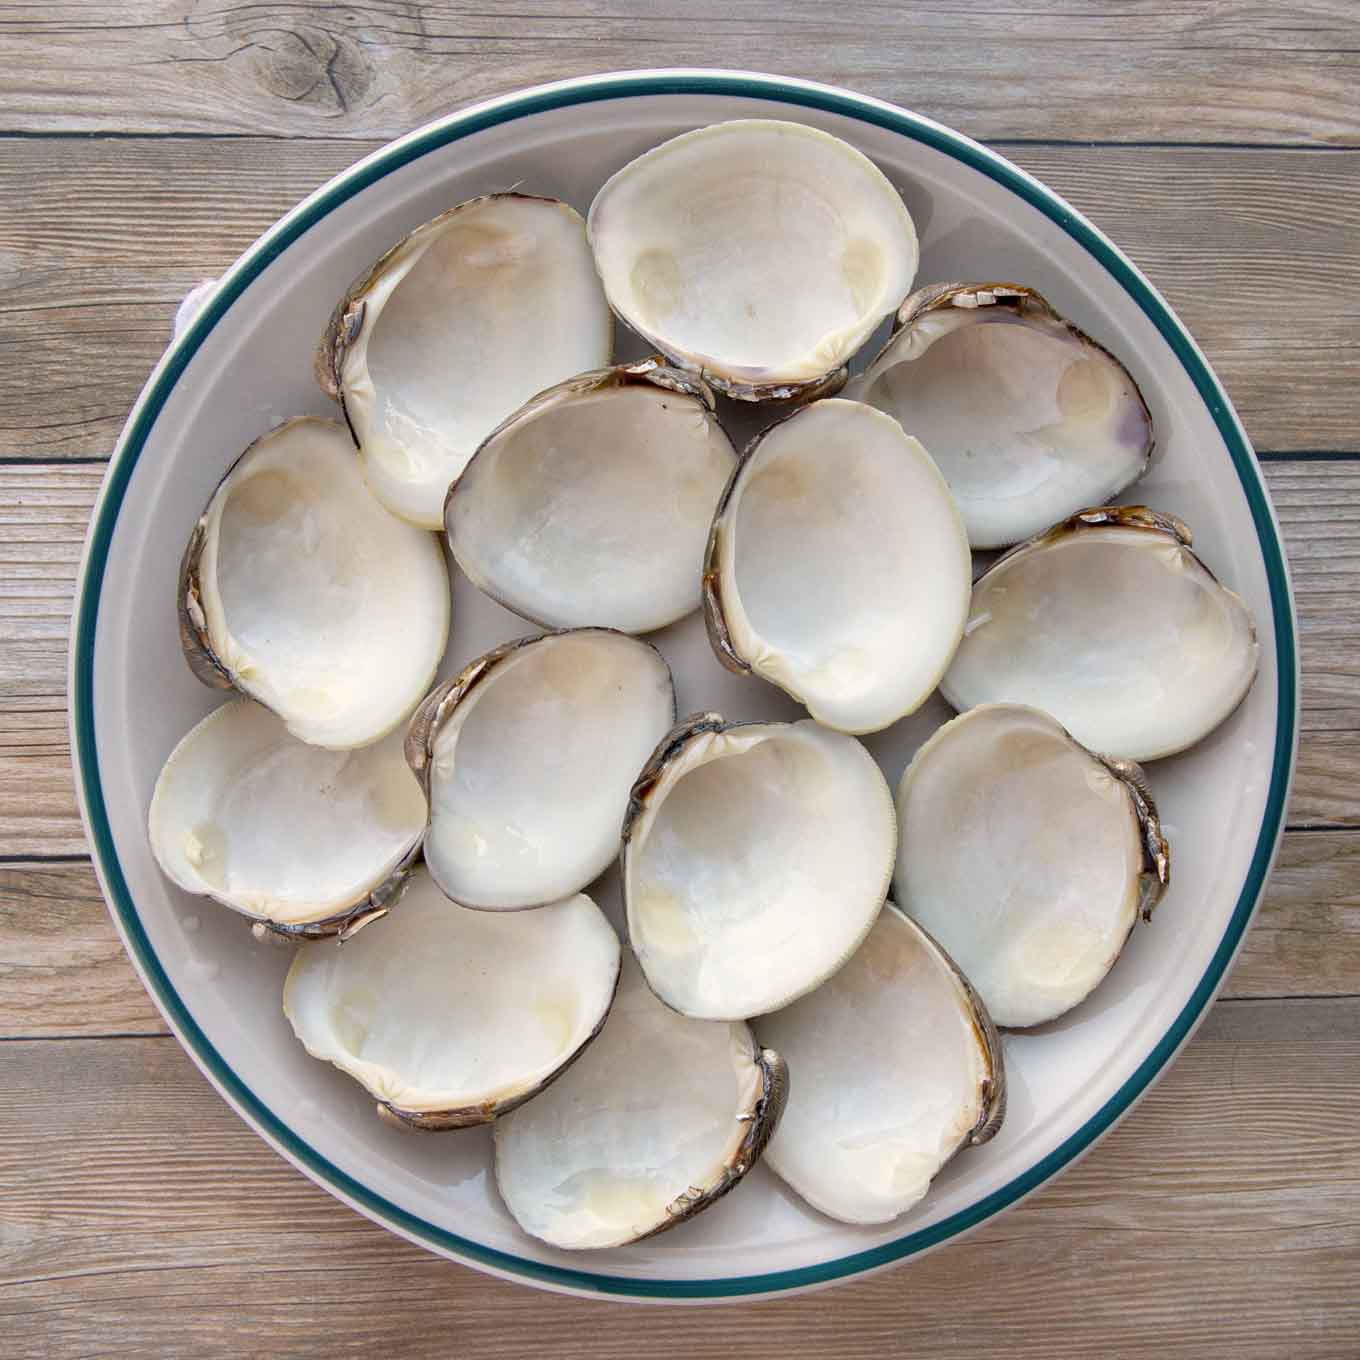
[895,703,1171,1027]
[758,902,1004,1223]
[494,953,787,1248]
[942,506,1260,760]
[849,283,1154,547]
[178,417,450,751]
[284,873,621,1128]
[588,121,918,400]
[319,193,612,527]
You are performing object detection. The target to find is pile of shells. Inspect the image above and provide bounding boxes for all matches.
[151,119,1259,1248]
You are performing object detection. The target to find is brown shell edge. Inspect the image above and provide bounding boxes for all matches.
[637,1042,790,1240]
[620,710,728,847]
[316,189,575,408]
[978,504,1195,587]
[402,645,518,802]
[176,514,234,690]
[248,840,421,945]
[700,400,829,681]
[176,431,273,692]
[955,961,1008,1146]
[701,475,750,679]
[375,941,625,1132]
[888,905,1007,1147]
[703,362,849,405]
[1097,753,1172,923]
[610,318,849,404]
[177,418,354,695]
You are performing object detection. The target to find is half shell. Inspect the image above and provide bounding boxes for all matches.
[407,629,675,911]
[494,953,787,1248]
[588,120,919,400]
[941,506,1260,760]
[284,871,620,1129]
[622,713,896,1020]
[705,398,971,733]
[447,359,736,632]
[317,194,612,527]
[178,418,450,750]
[149,699,425,937]
[848,283,1153,547]
[895,703,1170,1027]
[758,902,1004,1223]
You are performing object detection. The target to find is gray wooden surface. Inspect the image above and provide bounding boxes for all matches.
[1,4,1357,1355]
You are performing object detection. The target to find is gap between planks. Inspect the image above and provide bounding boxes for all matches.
[2,0,1359,145]
[4,833,1357,1042]
[4,131,1360,152]
[0,1000,1356,1359]
[3,460,1358,850]
[2,139,1359,458]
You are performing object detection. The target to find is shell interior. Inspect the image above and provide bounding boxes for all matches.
[494,954,777,1249]
[333,195,612,527]
[942,512,1260,760]
[448,365,736,633]
[850,285,1153,548]
[149,699,426,928]
[895,703,1164,1027]
[186,418,450,750]
[588,121,918,395]
[624,716,896,1020]
[758,902,1001,1224]
[284,874,620,1118]
[708,398,972,733]
[416,630,675,910]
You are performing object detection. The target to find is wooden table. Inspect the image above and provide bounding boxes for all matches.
[3,5,1358,1355]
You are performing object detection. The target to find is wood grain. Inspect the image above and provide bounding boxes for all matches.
[1,1,1358,145]
[1,999,1356,1357]
[0,863,165,1038]
[2,458,1354,858]
[0,464,101,858]
[3,830,1355,1043]
[3,138,1359,458]
[2,10,1357,1341]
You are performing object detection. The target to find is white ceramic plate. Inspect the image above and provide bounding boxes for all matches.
[70,70,1298,1303]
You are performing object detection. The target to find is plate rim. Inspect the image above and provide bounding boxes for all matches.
[68,68,1300,1302]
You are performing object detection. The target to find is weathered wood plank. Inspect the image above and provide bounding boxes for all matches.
[1,999,1355,1356]
[0,464,102,857]
[0,862,165,1038]
[1228,831,1360,999]
[0,1,1358,145]
[1,459,1354,858]
[2,138,1358,458]
[3,823,1355,1044]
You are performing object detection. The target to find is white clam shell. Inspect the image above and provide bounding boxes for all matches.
[942,508,1260,761]
[178,417,450,751]
[284,873,621,1125]
[447,362,736,633]
[623,713,896,1020]
[408,629,676,912]
[894,703,1170,1028]
[321,193,612,527]
[758,902,1003,1223]
[494,953,785,1249]
[148,698,426,932]
[705,398,972,734]
[849,283,1154,548]
[588,121,918,399]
